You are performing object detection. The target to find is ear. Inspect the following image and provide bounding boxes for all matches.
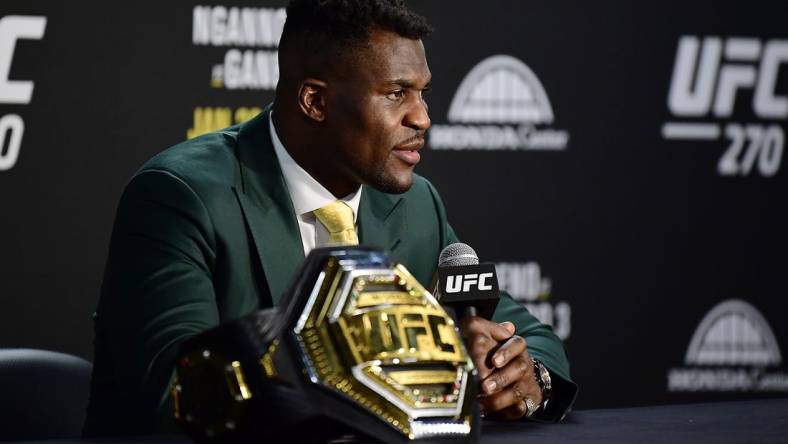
[297,78,328,122]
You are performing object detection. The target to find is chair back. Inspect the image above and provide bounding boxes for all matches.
[0,348,92,441]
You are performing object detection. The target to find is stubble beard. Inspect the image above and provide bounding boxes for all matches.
[370,157,413,194]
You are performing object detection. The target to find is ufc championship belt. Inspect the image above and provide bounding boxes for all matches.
[172,246,480,443]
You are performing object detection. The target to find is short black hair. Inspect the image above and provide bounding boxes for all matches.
[281,0,433,53]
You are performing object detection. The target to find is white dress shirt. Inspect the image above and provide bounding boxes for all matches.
[269,113,363,256]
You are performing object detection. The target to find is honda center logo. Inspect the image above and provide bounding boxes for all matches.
[429,55,569,151]
[662,36,788,177]
[668,299,788,392]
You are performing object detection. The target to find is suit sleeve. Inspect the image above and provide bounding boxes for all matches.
[423,178,578,422]
[91,169,219,434]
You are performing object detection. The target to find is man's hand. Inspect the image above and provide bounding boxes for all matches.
[459,316,542,420]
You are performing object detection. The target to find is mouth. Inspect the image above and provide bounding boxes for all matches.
[391,138,424,166]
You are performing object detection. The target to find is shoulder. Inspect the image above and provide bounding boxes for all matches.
[113,126,245,222]
[134,125,242,190]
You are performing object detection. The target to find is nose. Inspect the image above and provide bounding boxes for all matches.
[404,96,431,131]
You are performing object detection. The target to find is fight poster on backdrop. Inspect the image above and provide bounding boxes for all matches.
[1,1,786,409]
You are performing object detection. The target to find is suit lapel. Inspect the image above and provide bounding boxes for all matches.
[358,187,406,254]
[233,108,304,306]
[232,106,408,305]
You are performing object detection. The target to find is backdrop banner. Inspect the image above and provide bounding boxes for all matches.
[1,1,786,409]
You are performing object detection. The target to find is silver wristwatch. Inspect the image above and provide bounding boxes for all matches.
[531,357,552,411]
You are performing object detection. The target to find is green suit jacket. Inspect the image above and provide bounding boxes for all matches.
[84,108,576,437]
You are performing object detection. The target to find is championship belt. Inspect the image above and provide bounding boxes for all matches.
[172,246,479,443]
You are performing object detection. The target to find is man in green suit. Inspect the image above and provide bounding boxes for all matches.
[84,0,576,437]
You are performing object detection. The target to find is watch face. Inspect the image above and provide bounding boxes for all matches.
[531,359,549,390]
[539,362,552,390]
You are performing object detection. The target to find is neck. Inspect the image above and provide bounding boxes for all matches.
[271,106,359,198]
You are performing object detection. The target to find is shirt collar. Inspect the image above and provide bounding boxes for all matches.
[269,112,362,221]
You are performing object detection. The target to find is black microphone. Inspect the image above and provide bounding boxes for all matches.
[434,243,500,320]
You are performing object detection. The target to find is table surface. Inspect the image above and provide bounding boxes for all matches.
[483,398,788,443]
[10,399,788,444]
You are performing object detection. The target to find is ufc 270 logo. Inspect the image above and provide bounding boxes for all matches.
[0,15,47,171]
[445,272,494,293]
[662,36,788,177]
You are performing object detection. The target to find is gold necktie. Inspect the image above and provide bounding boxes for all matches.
[313,200,359,246]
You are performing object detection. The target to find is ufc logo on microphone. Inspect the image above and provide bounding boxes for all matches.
[445,272,494,293]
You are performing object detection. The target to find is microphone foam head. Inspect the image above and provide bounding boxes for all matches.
[438,243,479,267]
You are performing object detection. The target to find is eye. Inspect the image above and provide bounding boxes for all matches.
[386,89,406,101]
